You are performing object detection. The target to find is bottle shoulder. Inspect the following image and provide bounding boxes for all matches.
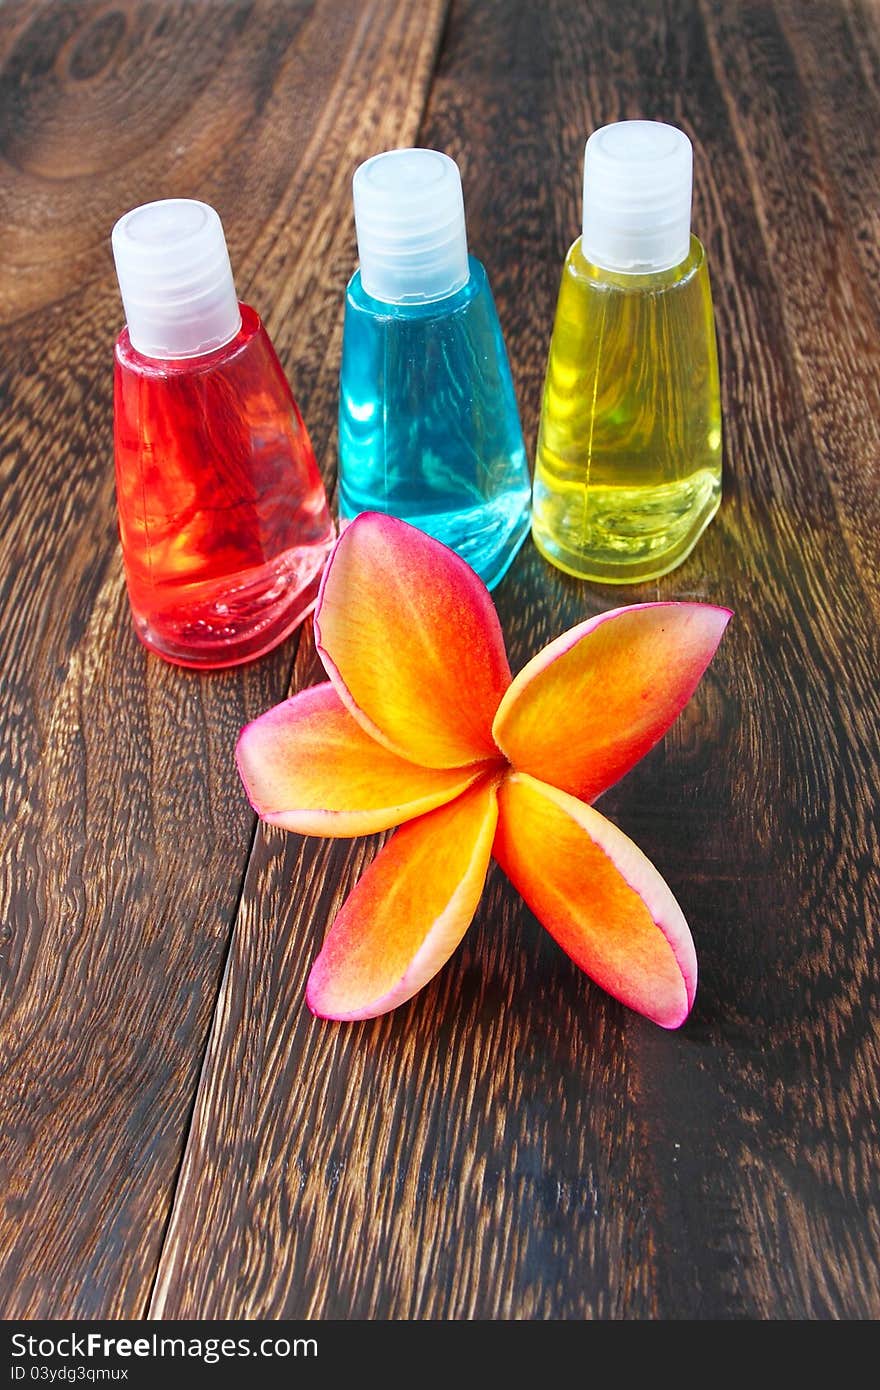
[562,235,708,296]
[345,255,490,322]
[114,302,266,377]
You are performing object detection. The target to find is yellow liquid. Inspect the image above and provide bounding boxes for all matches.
[532,235,722,582]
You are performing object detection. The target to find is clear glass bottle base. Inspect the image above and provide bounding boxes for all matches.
[531,469,721,584]
[130,540,333,669]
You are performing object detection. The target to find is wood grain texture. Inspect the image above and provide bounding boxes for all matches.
[150,0,880,1319]
[4,0,880,1323]
[0,0,447,1319]
[700,0,880,619]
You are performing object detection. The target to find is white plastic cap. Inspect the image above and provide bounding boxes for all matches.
[352,149,470,304]
[111,199,242,359]
[582,121,693,274]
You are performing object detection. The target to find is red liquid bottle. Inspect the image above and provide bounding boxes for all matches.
[111,199,334,669]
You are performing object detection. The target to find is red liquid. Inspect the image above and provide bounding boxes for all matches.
[113,305,335,668]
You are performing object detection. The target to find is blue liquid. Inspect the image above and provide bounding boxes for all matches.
[338,256,532,589]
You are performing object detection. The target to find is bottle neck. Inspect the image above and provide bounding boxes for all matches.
[123,297,242,361]
[350,258,481,317]
[357,250,471,307]
[569,235,702,289]
[116,303,260,372]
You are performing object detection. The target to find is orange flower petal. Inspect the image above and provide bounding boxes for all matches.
[493,602,731,803]
[306,778,498,1020]
[314,513,511,769]
[494,773,696,1028]
[236,683,481,837]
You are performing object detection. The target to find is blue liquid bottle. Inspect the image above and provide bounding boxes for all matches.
[338,148,531,589]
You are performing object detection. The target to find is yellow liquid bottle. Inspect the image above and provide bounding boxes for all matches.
[532,121,722,583]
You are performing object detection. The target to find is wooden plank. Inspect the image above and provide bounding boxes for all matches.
[0,0,448,1319]
[151,0,880,1318]
[698,0,880,616]
[149,0,878,1317]
[767,0,880,317]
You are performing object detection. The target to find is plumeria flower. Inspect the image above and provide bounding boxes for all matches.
[236,513,730,1028]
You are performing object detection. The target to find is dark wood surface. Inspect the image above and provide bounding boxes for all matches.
[2,0,879,1321]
